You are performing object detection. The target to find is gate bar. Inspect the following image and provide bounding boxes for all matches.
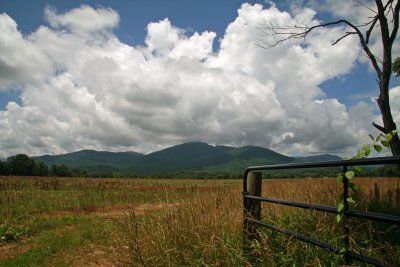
[245,195,400,224]
[247,218,393,267]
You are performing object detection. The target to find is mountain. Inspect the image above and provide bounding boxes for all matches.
[36,150,144,173]
[229,146,291,162]
[34,142,341,174]
[130,142,233,173]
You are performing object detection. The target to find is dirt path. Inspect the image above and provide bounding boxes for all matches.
[0,201,183,264]
[0,237,37,261]
[95,202,183,218]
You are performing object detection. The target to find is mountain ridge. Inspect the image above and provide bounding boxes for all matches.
[34,142,341,174]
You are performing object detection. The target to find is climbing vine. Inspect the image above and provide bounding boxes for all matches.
[336,130,398,223]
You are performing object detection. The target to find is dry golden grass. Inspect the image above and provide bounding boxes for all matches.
[108,177,400,266]
[0,176,399,266]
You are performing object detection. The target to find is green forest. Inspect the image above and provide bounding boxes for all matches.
[1,153,399,179]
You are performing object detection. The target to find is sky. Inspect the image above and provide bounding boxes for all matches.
[0,0,399,158]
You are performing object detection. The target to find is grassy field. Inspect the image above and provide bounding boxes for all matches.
[0,176,399,266]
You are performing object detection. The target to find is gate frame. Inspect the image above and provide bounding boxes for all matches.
[243,156,400,266]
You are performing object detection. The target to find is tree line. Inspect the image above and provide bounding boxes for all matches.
[0,154,87,177]
[0,155,244,179]
[1,153,398,179]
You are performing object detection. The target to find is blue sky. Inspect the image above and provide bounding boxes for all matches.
[0,0,399,157]
[2,0,397,107]
[1,1,243,43]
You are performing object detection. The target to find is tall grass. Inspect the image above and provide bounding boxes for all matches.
[0,176,219,225]
[113,177,400,266]
[113,184,249,266]
[0,176,399,266]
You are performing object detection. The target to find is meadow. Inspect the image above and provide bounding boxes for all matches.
[0,176,399,266]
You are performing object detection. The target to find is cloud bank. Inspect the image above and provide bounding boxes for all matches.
[0,3,396,157]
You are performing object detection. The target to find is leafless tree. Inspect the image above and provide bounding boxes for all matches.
[259,0,400,156]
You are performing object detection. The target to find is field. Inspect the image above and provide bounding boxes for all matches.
[0,176,399,266]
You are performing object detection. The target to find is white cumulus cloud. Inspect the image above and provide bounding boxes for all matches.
[44,5,119,37]
[0,13,51,89]
[0,3,393,158]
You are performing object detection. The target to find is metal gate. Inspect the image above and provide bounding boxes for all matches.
[243,156,400,266]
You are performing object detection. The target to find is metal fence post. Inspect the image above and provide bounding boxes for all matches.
[342,165,350,265]
[243,171,262,252]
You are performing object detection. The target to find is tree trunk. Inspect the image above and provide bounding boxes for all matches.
[374,0,400,156]
[376,80,400,156]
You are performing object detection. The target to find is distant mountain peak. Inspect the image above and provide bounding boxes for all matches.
[34,142,340,174]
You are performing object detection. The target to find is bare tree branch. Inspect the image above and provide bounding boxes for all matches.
[365,15,379,43]
[352,0,379,43]
[390,0,400,43]
[259,0,400,155]
[259,18,383,76]
[353,0,378,14]
[372,122,389,134]
[332,32,357,45]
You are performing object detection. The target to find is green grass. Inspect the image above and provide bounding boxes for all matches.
[1,216,110,267]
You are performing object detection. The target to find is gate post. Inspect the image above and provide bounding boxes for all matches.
[243,171,262,252]
[342,166,350,265]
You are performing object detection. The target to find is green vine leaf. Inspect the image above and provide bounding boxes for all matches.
[353,166,362,174]
[362,145,372,157]
[336,213,343,223]
[347,197,355,203]
[381,140,390,148]
[345,171,354,180]
[336,174,343,185]
[374,144,382,153]
[337,202,344,212]
[348,182,359,192]
[334,130,397,259]
[385,133,393,142]
[363,144,372,150]
[357,150,366,158]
